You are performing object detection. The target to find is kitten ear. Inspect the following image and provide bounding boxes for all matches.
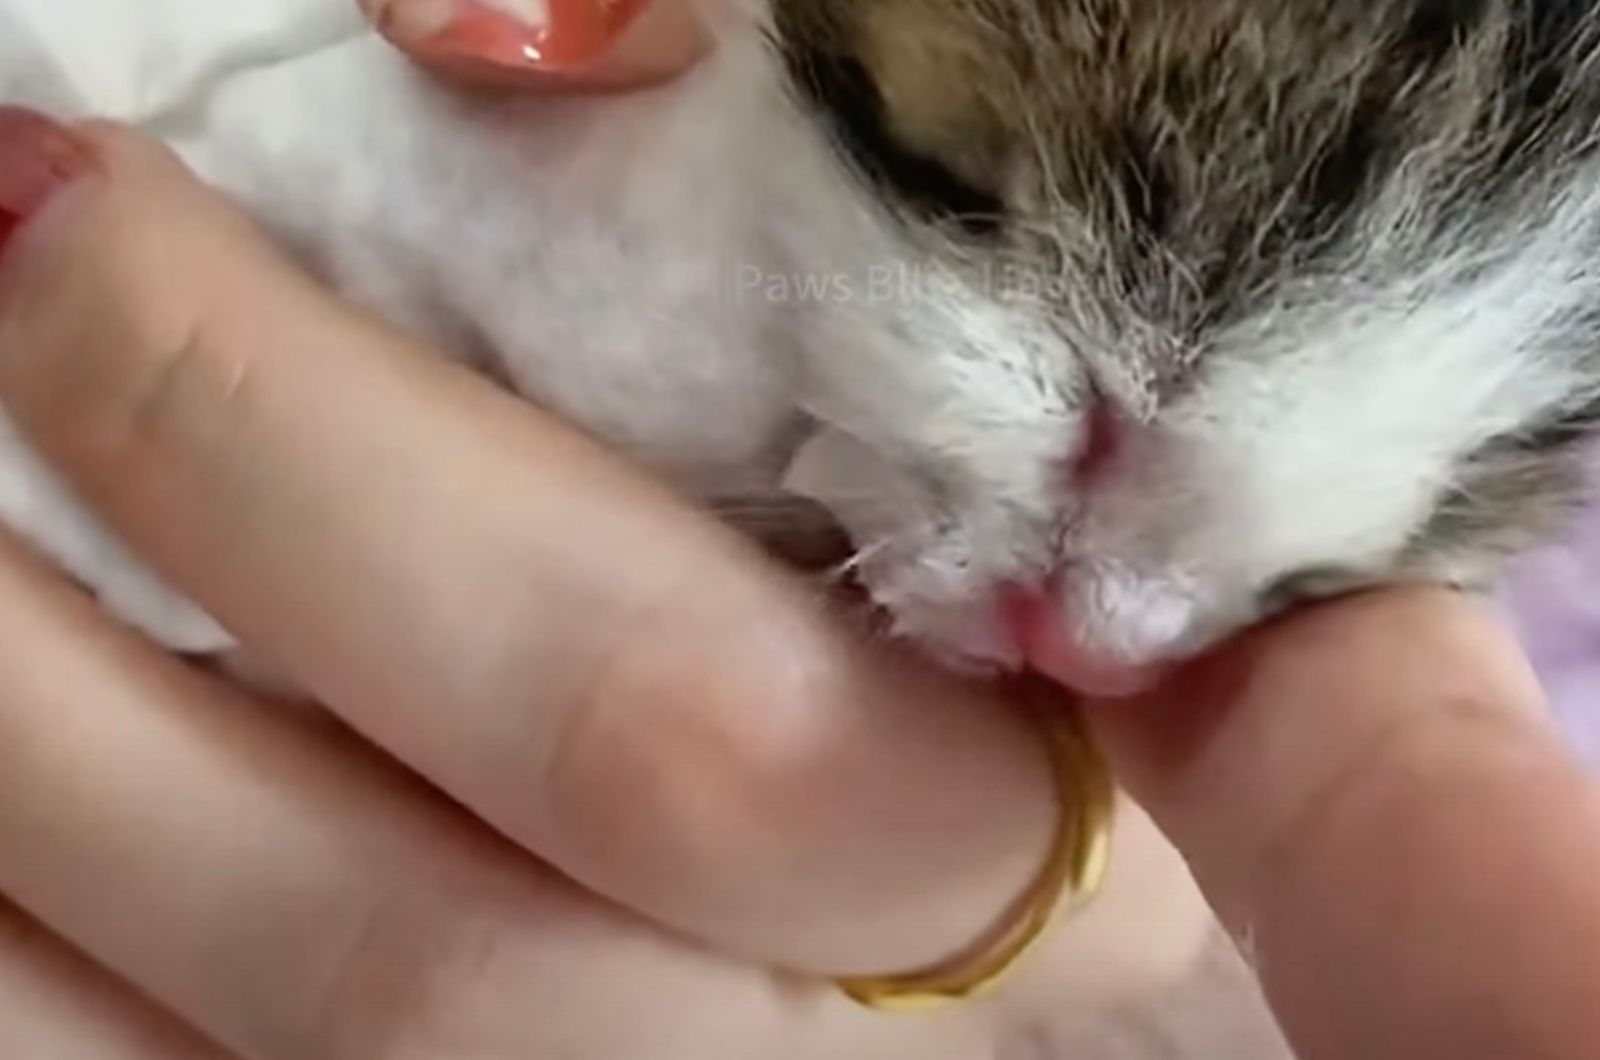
[359,0,709,90]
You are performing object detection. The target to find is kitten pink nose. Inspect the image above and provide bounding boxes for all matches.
[1001,585,1166,697]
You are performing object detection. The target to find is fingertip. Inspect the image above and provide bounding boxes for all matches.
[0,103,348,506]
[0,108,101,279]
[67,119,191,175]
[0,109,212,293]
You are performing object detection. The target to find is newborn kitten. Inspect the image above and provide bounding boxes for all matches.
[7,0,1600,703]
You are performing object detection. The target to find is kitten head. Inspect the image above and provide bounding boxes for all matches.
[768,0,1600,691]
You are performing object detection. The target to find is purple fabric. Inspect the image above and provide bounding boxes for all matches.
[1500,494,1600,767]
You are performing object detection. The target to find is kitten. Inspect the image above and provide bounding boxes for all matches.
[9,0,1600,702]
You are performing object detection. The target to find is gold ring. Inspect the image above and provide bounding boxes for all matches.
[836,702,1115,1012]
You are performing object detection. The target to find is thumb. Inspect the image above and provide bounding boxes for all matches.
[1084,587,1554,920]
[1081,588,1600,1058]
[358,0,711,90]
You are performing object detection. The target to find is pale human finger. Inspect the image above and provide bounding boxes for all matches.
[0,528,967,1060]
[0,901,232,1060]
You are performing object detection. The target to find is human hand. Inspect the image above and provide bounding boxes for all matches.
[1087,587,1600,1059]
[8,48,1596,1060]
[0,105,1217,1058]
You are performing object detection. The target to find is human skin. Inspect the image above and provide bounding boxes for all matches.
[1093,591,1600,1059]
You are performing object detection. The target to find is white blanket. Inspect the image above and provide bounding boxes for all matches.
[1,1,360,119]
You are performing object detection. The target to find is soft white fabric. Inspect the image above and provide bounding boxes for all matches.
[3,0,357,118]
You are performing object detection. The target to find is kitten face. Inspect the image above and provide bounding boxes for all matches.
[769,0,1600,690]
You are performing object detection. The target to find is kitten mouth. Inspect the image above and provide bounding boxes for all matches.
[1000,584,1168,698]
[1021,630,1168,698]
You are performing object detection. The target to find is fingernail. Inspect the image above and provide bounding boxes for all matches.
[0,106,97,269]
[425,0,665,75]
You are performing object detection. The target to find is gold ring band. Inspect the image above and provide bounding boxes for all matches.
[836,703,1115,1012]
